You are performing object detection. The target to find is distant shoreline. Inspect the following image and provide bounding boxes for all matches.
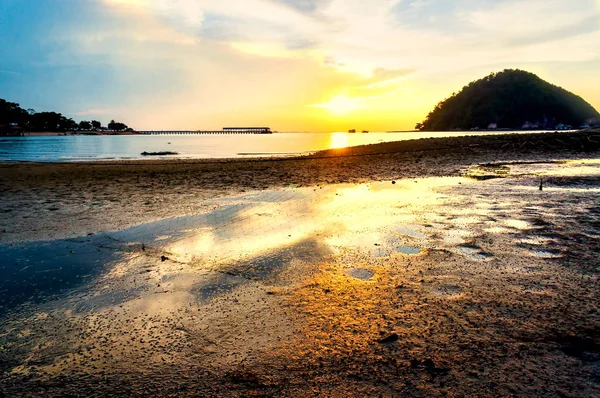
[5,128,587,137]
[1,129,592,163]
[17,131,137,136]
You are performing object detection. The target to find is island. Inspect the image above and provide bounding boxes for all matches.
[415,69,600,131]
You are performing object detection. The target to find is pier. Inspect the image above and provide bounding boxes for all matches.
[138,127,272,135]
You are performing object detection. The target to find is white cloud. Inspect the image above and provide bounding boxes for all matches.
[101,0,600,77]
[74,0,600,129]
[465,0,595,35]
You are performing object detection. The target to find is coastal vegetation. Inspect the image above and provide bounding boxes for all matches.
[416,69,600,131]
[0,98,132,133]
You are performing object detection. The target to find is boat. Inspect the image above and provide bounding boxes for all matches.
[348,129,356,133]
[362,130,369,133]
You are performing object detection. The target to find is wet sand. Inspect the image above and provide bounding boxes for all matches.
[1,131,600,397]
[1,130,599,244]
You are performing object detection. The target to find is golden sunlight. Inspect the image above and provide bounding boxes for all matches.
[329,132,349,149]
[312,95,366,115]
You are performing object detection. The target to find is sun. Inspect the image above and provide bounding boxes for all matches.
[312,95,365,115]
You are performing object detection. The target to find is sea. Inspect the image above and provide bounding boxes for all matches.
[0,131,569,162]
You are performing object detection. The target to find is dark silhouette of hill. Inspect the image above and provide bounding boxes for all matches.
[416,69,599,131]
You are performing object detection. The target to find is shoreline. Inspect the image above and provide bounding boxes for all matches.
[1,129,591,163]
[1,130,599,244]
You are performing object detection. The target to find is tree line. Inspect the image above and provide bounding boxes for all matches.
[0,98,133,132]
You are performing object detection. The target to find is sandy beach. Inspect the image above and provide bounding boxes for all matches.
[1,130,599,244]
[1,130,600,397]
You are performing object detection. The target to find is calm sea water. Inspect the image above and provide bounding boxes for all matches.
[0,131,563,162]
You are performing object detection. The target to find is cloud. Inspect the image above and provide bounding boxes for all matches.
[3,0,600,131]
[464,0,596,35]
[504,15,600,47]
[368,68,415,84]
[100,0,599,76]
[274,0,333,14]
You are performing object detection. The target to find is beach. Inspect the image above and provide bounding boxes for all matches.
[1,130,600,397]
[1,130,599,244]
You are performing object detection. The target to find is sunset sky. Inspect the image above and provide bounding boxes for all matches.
[1,0,599,131]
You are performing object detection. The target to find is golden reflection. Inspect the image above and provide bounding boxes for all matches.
[166,177,470,266]
[330,132,349,149]
[167,199,318,264]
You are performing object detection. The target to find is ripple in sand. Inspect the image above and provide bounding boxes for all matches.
[583,232,600,240]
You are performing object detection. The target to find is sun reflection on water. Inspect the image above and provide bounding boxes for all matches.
[165,177,469,265]
[329,132,349,149]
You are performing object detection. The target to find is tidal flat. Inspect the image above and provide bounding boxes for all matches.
[1,133,600,397]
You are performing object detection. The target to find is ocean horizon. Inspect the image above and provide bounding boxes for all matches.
[0,130,570,162]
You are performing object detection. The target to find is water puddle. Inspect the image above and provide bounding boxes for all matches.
[5,158,597,318]
[396,245,422,255]
[0,237,123,315]
[519,236,556,246]
[525,249,563,259]
[3,158,600,391]
[465,164,510,180]
[345,268,375,281]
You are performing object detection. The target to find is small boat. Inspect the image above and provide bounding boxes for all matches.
[362,130,369,133]
[348,129,356,133]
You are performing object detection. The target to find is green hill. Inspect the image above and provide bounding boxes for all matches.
[416,69,599,131]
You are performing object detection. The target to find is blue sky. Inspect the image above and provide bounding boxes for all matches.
[1,0,599,131]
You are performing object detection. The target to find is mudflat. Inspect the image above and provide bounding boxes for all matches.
[1,130,599,244]
[1,130,599,397]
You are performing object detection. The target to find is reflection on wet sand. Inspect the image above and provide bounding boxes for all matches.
[1,160,600,396]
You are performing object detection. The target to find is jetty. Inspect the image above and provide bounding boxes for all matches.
[138,127,273,135]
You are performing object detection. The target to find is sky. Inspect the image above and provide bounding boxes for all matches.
[1,0,599,132]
